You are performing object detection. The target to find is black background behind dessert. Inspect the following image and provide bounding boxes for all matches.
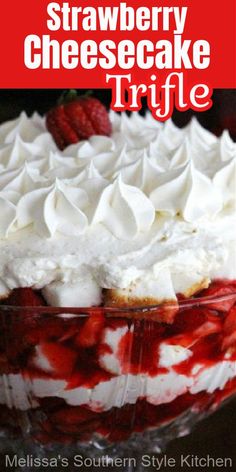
[0,89,236,141]
[0,89,235,471]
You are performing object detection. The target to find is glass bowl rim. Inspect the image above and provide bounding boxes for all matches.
[0,292,236,316]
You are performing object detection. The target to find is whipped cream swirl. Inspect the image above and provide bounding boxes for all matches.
[0,111,235,240]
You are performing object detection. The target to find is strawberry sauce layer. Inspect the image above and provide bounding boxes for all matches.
[0,280,236,445]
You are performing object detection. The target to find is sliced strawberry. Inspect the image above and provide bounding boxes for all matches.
[198,280,236,312]
[170,307,208,335]
[59,319,84,343]
[222,332,236,351]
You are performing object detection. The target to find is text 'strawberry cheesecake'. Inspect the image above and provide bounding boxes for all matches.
[0,109,236,446]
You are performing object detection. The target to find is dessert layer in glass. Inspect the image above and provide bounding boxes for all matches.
[0,280,236,447]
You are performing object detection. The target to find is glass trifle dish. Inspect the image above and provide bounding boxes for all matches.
[0,104,236,453]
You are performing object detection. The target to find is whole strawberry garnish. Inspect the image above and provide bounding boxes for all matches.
[46,90,112,150]
[2,287,46,307]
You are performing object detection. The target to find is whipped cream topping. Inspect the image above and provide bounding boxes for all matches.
[17,179,89,237]
[0,111,235,304]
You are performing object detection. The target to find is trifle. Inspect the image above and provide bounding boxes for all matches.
[0,105,236,449]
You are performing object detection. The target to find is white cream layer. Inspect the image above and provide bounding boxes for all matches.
[0,111,235,305]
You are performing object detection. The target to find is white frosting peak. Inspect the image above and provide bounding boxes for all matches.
[213,158,236,209]
[0,112,235,240]
[150,161,223,222]
[0,163,45,194]
[220,130,236,162]
[0,111,45,144]
[116,153,163,194]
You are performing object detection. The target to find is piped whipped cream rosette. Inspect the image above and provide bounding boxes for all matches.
[0,110,235,308]
[0,108,236,447]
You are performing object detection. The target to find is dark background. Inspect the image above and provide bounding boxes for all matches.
[0,89,235,470]
[0,89,236,140]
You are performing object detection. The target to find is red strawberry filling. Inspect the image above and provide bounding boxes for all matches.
[46,94,112,150]
[0,279,236,445]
